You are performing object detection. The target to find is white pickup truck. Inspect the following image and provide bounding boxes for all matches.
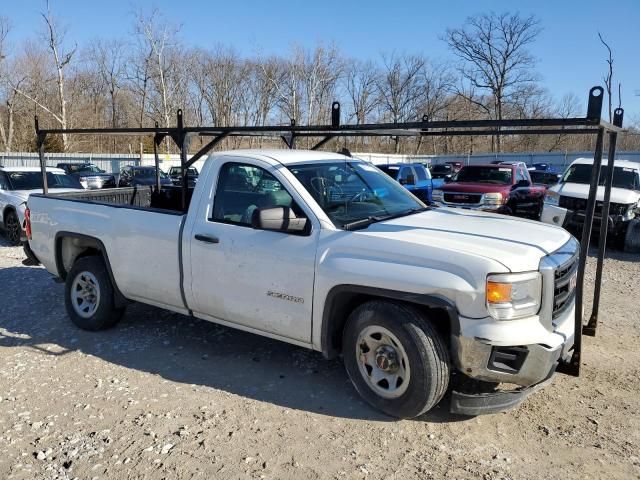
[26,149,579,418]
[541,158,640,252]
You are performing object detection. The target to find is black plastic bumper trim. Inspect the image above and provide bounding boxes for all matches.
[450,373,555,416]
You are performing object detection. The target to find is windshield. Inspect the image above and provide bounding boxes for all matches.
[68,164,102,174]
[562,164,640,191]
[431,165,451,173]
[377,165,400,179]
[8,171,82,190]
[455,166,513,185]
[170,167,198,175]
[288,161,425,229]
[132,167,168,179]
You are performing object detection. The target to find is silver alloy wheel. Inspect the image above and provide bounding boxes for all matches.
[356,325,411,399]
[5,212,20,244]
[70,271,101,319]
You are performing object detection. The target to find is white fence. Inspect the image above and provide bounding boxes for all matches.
[2,150,639,174]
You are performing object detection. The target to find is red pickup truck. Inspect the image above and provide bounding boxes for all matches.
[432,162,546,219]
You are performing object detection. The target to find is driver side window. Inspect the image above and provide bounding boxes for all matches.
[211,162,295,226]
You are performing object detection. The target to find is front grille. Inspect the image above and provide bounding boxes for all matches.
[559,195,627,216]
[553,252,579,319]
[443,192,482,205]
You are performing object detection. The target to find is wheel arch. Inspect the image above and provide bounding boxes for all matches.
[2,204,17,224]
[320,285,459,359]
[54,231,128,308]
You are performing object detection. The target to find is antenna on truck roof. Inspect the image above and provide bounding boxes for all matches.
[33,86,626,379]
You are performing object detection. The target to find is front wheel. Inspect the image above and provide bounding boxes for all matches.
[65,256,125,331]
[342,301,450,419]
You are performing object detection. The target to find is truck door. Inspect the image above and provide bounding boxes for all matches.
[187,160,318,343]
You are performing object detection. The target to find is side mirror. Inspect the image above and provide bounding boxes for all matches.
[252,207,308,233]
[443,175,452,183]
[513,179,530,189]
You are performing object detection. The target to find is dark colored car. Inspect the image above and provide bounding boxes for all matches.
[56,163,117,189]
[433,162,546,219]
[429,164,454,189]
[446,161,463,173]
[529,170,562,187]
[529,163,556,172]
[377,163,433,202]
[118,165,173,187]
[168,166,199,187]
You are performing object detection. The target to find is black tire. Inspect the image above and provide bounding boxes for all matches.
[624,219,640,253]
[4,209,21,246]
[64,256,125,331]
[22,241,40,266]
[342,300,450,419]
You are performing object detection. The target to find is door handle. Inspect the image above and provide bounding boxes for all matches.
[194,233,219,244]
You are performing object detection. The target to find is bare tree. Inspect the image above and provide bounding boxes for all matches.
[444,12,541,152]
[40,0,76,150]
[0,16,13,151]
[134,9,183,129]
[597,32,619,123]
[344,59,379,125]
[377,53,426,152]
[87,39,127,129]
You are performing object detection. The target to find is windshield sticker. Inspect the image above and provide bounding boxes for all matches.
[499,168,511,172]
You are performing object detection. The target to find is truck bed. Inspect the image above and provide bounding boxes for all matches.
[48,185,195,212]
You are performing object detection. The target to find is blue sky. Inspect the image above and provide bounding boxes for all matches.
[4,0,640,121]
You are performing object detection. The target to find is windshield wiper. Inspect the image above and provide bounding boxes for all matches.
[342,207,429,231]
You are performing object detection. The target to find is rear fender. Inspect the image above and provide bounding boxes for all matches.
[55,232,129,308]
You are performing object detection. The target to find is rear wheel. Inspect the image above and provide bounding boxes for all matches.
[65,256,125,330]
[4,210,21,246]
[22,241,39,265]
[342,300,450,419]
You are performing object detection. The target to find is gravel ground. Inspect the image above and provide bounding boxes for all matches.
[0,236,639,480]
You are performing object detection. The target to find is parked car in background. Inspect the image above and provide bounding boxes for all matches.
[529,170,562,187]
[0,166,82,245]
[429,163,454,189]
[377,163,433,202]
[541,158,640,251]
[56,163,117,189]
[432,162,546,219]
[118,165,173,187]
[529,163,556,172]
[168,166,199,187]
[446,161,463,173]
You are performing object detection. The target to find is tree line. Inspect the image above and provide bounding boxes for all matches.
[0,5,637,155]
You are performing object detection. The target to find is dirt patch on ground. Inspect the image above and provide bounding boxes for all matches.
[0,237,639,479]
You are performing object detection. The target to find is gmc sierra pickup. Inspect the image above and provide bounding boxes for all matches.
[26,149,579,418]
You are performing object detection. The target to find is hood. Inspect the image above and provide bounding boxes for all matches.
[551,182,640,204]
[440,183,512,194]
[361,207,572,272]
[75,172,114,179]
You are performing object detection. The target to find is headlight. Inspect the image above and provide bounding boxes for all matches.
[544,190,560,206]
[432,189,443,202]
[624,203,637,220]
[486,272,542,320]
[482,192,504,206]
